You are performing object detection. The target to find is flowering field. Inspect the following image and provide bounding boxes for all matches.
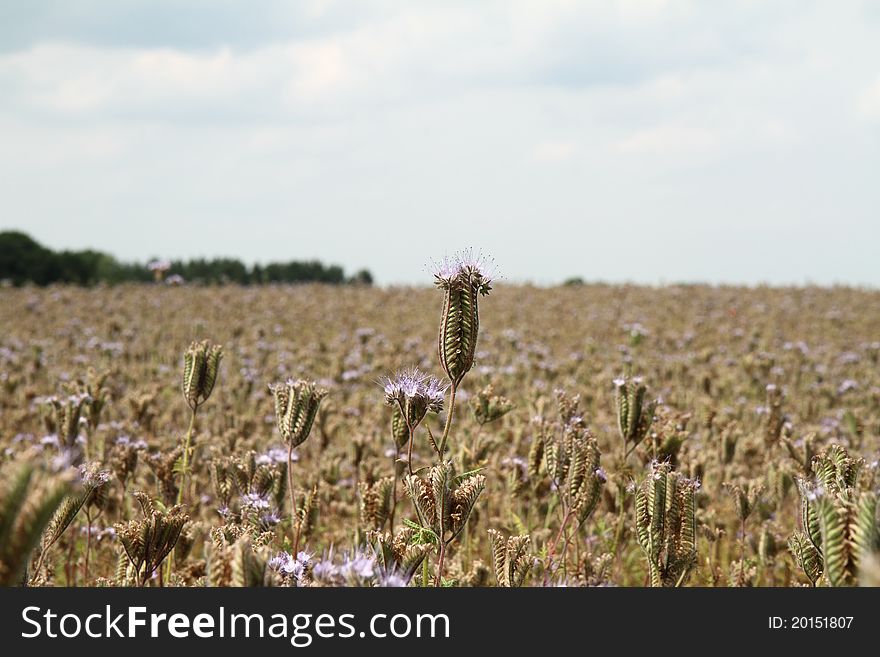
[1,265,879,587]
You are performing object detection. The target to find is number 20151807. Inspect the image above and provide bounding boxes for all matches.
[769,617,853,629]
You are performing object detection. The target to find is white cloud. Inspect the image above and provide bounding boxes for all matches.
[0,1,879,285]
[617,124,720,154]
[857,76,880,120]
[533,140,576,162]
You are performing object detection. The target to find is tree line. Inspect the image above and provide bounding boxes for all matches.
[0,231,373,286]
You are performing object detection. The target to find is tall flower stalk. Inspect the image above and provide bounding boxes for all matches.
[177,340,223,506]
[270,379,328,555]
[433,250,495,457]
[165,340,221,582]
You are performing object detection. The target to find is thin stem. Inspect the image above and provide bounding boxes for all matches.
[543,508,573,585]
[389,448,400,532]
[65,538,75,585]
[31,549,48,586]
[176,406,198,506]
[399,399,417,476]
[83,508,92,584]
[405,424,416,476]
[547,508,573,559]
[435,541,447,587]
[613,480,628,553]
[288,441,301,555]
[434,467,447,587]
[559,517,581,571]
[438,385,458,456]
[166,405,197,583]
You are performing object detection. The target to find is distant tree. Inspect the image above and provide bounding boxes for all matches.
[0,230,372,287]
[0,231,55,285]
[349,269,374,286]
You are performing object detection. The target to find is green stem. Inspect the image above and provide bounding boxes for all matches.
[176,406,198,507]
[438,385,458,456]
[404,414,416,476]
[543,508,573,585]
[434,470,447,587]
[289,441,301,555]
[435,541,447,587]
[389,448,399,533]
[166,405,197,583]
[83,508,92,584]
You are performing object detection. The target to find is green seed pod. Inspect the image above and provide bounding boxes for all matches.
[270,379,328,448]
[788,531,821,586]
[527,434,544,481]
[391,405,411,450]
[614,375,656,450]
[182,340,223,410]
[635,462,699,587]
[432,250,495,387]
[438,281,479,386]
[792,444,880,586]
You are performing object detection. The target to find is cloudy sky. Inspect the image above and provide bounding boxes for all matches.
[1,1,878,285]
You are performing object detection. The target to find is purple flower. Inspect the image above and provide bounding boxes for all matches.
[269,552,305,580]
[376,571,409,588]
[379,367,446,413]
[240,493,270,510]
[430,249,497,292]
[79,463,110,488]
[256,447,289,465]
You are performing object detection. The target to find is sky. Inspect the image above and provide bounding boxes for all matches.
[1,1,878,286]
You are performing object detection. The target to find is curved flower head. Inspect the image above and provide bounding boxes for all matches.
[269,379,328,448]
[380,367,446,430]
[182,340,223,410]
[431,249,498,387]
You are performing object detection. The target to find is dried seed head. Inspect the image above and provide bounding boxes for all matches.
[488,529,534,587]
[368,528,429,584]
[115,491,188,585]
[43,392,92,449]
[358,476,394,530]
[182,340,223,410]
[614,375,656,448]
[469,383,514,425]
[635,462,697,587]
[403,461,485,540]
[269,379,328,448]
[432,250,496,387]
